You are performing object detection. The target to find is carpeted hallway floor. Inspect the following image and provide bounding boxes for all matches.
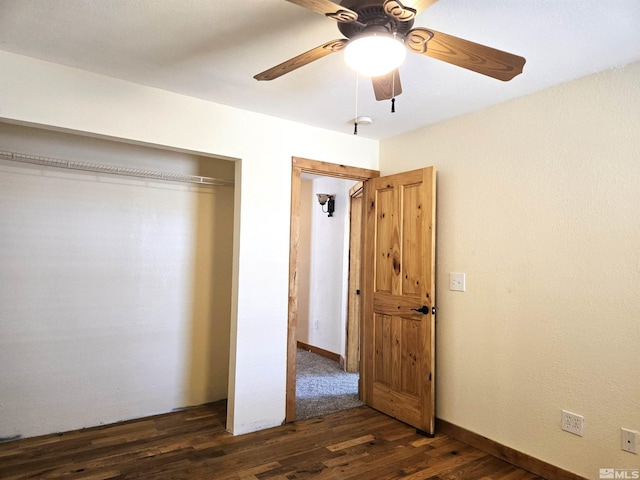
[295,348,364,420]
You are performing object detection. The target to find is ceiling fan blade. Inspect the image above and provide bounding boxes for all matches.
[401,0,439,16]
[383,0,417,22]
[407,27,526,81]
[285,0,359,23]
[372,70,402,101]
[254,39,348,81]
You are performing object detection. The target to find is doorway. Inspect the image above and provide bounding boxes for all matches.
[286,157,380,422]
[295,174,361,419]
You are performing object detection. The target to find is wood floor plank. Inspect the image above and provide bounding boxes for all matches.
[0,402,545,480]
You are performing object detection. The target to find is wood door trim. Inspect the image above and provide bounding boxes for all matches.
[292,157,379,180]
[287,157,379,422]
[345,185,364,373]
[349,181,364,197]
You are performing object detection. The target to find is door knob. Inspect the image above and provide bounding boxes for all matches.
[411,305,429,314]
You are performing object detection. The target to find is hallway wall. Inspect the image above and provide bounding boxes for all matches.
[297,176,356,357]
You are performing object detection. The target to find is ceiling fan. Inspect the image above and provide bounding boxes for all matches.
[254,0,526,102]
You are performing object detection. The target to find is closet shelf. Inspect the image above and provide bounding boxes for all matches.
[0,150,234,186]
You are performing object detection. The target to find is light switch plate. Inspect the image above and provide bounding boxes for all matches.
[449,272,466,292]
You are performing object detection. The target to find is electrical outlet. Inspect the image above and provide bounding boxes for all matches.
[622,428,638,454]
[449,272,466,292]
[561,410,584,436]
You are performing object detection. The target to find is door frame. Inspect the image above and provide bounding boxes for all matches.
[345,181,364,373]
[287,157,379,422]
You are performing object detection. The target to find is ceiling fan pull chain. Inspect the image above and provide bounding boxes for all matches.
[353,72,359,135]
[391,70,396,113]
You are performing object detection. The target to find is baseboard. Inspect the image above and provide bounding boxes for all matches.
[296,341,341,363]
[435,419,587,480]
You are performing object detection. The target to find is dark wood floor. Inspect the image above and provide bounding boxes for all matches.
[0,401,542,479]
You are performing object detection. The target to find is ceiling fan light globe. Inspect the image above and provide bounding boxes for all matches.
[344,34,406,77]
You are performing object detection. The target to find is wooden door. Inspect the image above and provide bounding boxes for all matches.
[361,167,436,434]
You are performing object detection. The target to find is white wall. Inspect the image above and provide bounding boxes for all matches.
[0,50,379,436]
[297,176,355,356]
[380,61,640,479]
[0,122,234,440]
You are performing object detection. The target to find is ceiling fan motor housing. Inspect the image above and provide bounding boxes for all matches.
[337,2,415,40]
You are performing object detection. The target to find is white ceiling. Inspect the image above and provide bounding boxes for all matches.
[1,0,639,140]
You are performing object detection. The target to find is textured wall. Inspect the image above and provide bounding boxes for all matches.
[297,176,355,356]
[306,177,354,356]
[380,62,640,479]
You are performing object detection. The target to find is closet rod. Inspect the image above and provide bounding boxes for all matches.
[0,150,234,186]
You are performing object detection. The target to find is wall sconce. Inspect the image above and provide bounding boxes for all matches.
[316,193,335,217]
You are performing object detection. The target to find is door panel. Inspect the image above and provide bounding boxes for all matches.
[375,187,396,294]
[362,167,436,433]
[402,183,423,296]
